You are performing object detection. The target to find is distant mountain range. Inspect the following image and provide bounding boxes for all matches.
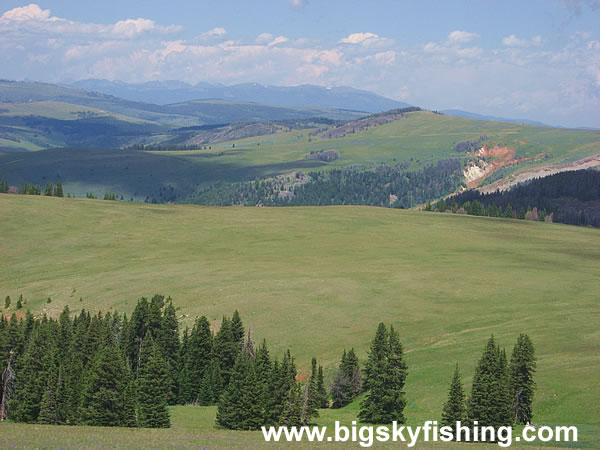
[65,79,412,113]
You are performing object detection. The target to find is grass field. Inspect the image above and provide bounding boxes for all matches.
[205,111,600,171]
[1,195,599,447]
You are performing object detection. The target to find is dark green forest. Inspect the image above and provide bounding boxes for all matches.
[430,169,600,227]
[189,159,464,208]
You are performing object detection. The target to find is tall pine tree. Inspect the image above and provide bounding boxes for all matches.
[358,323,407,424]
[468,336,513,428]
[136,337,170,428]
[509,334,536,424]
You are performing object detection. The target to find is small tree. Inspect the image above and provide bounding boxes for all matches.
[4,296,10,309]
[315,365,328,408]
[301,358,319,424]
[441,364,466,427]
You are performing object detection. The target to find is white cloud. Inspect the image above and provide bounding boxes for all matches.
[339,32,379,44]
[0,3,180,38]
[447,30,479,44]
[111,19,156,37]
[256,33,274,44]
[268,36,289,47]
[502,34,543,47]
[0,3,60,22]
[199,27,226,40]
[289,0,309,9]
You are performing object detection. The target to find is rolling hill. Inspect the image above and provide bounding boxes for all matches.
[0,80,366,126]
[0,80,369,151]
[2,110,599,203]
[1,195,599,446]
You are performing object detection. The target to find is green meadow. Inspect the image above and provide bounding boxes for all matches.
[203,111,600,172]
[1,194,599,447]
[2,111,599,199]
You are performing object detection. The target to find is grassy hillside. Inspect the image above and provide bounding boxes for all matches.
[2,111,599,200]
[0,101,167,151]
[207,110,600,169]
[1,195,599,446]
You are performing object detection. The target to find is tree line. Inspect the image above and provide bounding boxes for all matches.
[189,159,465,209]
[0,179,130,202]
[0,181,64,197]
[428,169,600,227]
[1,296,536,433]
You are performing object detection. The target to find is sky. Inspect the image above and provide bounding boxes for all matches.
[1,0,599,127]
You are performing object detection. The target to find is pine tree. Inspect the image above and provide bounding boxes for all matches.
[267,350,296,424]
[126,297,149,374]
[136,337,170,428]
[343,348,361,398]
[177,327,191,403]
[44,183,53,196]
[231,310,245,348]
[55,183,64,197]
[214,316,239,386]
[468,336,513,428]
[79,341,132,426]
[158,300,179,404]
[254,339,273,423]
[147,294,164,338]
[12,324,54,422]
[185,316,213,402]
[316,364,328,408]
[38,362,60,424]
[4,296,10,309]
[301,358,319,424]
[280,382,303,427]
[441,364,466,427]
[509,334,536,424]
[358,323,407,424]
[216,353,263,430]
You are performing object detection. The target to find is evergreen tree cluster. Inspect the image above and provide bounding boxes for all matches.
[1,299,536,433]
[0,296,329,430]
[441,334,536,432]
[215,339,327,429]
[0,181,64,197]
[431,169,600,227]
[0,296,184,428]
[189,159,464,208]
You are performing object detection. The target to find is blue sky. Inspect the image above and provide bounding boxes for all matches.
[1,0,599,127]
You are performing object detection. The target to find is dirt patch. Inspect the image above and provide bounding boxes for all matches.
[478,152,600,194]
[464,144,528,188]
